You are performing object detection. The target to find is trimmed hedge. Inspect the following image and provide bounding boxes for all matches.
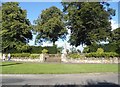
[11,53,40,59]
[7,45,57,54]
[68,53,82,59]
[11,53,30,58]
[85,52,119,58]
[30,45,57,54]
[29,54,40,59]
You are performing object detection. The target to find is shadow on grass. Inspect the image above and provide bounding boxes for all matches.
[2,80,120,87]
[1,62,22,66]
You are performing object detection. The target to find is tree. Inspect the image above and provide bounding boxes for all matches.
[77,49,81,53]
[62,2,115,47]
[34,6,67,45]
[66,49,69,54]
[1,2,32,52]
[110,27,120,44]
[83,46,90,53]
[109,27,120,53]
[70,46,77,53]
[57,47,63,54]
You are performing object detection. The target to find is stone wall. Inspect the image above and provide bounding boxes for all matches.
[8,54,61,62]
[43,54,61,62]
[66,57,119,64]
[1,53,119,64]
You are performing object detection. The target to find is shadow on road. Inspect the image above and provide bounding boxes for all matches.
[1,80,120,87]
[1,62,22,66]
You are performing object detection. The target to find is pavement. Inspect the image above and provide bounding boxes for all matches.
[0,73,119,86]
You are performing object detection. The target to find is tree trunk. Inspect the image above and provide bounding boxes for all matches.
[53,41,55,46]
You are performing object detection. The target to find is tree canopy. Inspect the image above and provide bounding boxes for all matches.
[110,27,120,44]
[1,2,32,52]
[110,27,120,53]
[34,6,67,45]
[62,2,115,47]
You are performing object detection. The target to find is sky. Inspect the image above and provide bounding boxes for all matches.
[2,1,120,52]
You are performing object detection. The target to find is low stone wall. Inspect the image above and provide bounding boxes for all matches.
[8,54,61,62]
[44,54,61,62]
[66,57,119,64]
[11,58,41,62]
[9,57,119,64]
[1,54,119,64]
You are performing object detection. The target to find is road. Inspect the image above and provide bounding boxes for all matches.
[0,73,119,86]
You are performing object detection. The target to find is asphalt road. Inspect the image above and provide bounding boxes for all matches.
[1,73,119,86]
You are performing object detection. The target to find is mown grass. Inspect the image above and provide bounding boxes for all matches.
[1,61,118,74]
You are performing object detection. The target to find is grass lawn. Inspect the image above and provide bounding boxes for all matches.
[0,61,118,74]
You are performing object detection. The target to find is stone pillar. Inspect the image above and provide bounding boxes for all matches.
[61,53,67,62]
[61,48,68,62]
[40,54,44,62]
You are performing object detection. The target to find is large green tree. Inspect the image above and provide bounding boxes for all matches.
[1,2,32,52]
[34,6,67,45]
[110,27,120,44]
[109,27,120,53]
[83,27,120,53]
[62,2,115,47]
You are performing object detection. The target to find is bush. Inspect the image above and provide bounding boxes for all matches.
[8,45,57,54]
[83,46,90,53]
[11,53,30,58]
[30,45,57,54]
[11,53,40,59]
[96,48,104,53]
[29,54,40,59]
[68,53,81,59]
[85,52,119,58]
[42,49,48,54]
[30,46,42,54]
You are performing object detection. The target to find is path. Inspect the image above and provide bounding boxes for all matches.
[1,73,119,86]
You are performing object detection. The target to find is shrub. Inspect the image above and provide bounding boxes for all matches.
[9,45,57,54]
[57,47,63,54]
[30,46,42,53]
[83,46,90,53]
[11,53,30,58]
[29,54,40,59]
[96,48,104,53]
[85,52,119,58]
[43,45,57,54]
[42,49,48,54]
[11,53,40,59]
[68,53,81,59]
[30,45,57,54]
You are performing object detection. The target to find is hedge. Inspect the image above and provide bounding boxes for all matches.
[6,45,57,54]
[30,45,57,54]
[29,54,40,59]
[85,52,119,58]
[11,53,30,58]
[11,53,40,59]
[67,53,82,59]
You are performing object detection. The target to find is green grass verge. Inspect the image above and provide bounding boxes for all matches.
[1,61,118,74]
